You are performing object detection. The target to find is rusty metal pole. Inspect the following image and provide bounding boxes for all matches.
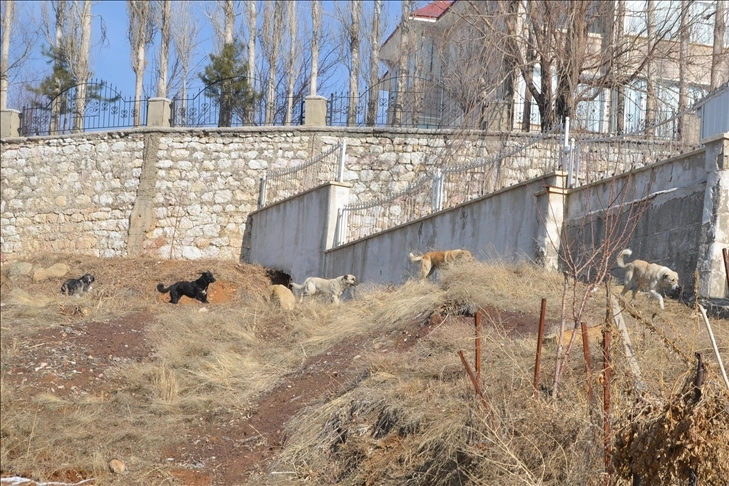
[723,248,729,290]
[458,350,497,430]
[533,298,547,398]
[603,329,612,486]
[475,312,482,382]
[581,322,594,407]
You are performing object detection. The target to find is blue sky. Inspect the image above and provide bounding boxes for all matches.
[9,0,410,107]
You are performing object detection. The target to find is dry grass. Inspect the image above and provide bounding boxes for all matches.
[1,254,727,485]
[267,262,729,485]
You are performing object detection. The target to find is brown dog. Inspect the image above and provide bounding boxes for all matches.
[616,249,680,310]
[408,249,473,279]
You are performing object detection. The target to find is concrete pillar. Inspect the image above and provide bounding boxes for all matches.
[147,98,171,127]
[1,110,21,138]
[534,171,567,271]
[697,133,729,298]
[325,182,352,251]
[304,95,328,126]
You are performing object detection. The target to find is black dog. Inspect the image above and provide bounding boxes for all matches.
[61,274,95,296]
[157,271,216,304]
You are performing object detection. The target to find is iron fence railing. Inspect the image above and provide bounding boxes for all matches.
[326,76,499,129]
[258,141,345,208]
[170,77,305,128]
[20,80,147,137]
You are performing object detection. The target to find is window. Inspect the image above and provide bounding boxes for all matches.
[624,79,647,133]
[575,85,606,133]
[690,1,715,45]
[625,0,648,35]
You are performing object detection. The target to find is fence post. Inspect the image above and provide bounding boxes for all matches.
[574,140,582,187]
[567,138,575,188]
[561,116,570,170]
[335,208,348,247]
[432,169,443,212]
[337,140,347,182]
[257,172,267,209]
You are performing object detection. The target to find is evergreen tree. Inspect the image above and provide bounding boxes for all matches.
[199,40,258,127]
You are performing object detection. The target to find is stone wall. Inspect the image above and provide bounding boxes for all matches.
[0,125,692,261]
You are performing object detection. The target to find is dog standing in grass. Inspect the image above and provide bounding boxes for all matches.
[290,274,357,304]
[408,249,473,279]
[61,274,95,296]
[616,249,680,310]
[157,271,216,304]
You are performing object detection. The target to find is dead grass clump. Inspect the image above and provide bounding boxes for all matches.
[613,374,729,484]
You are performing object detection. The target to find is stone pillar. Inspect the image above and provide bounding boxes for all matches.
[147,98,171,127]
[534,171,567,271]
[1,110,21,138]
[697,133,729,298]
[304,95,328,127]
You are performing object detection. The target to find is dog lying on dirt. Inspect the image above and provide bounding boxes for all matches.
[616,249,680,310]
[61,274,95,296]
[408,249,473,279]
[290,274,357,304]
[157,271,216,304]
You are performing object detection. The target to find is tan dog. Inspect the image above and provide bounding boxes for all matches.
[290,274,357,304]
[408,249,473,279]
[616,249,680,310]
[267,284,296,310]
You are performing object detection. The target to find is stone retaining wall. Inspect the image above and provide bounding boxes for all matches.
[0,126,686,261]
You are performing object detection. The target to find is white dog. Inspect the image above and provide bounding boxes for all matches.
[616,249,680,310]
[290,274,357,304]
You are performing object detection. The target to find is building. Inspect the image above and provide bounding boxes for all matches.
[379,0,729,136]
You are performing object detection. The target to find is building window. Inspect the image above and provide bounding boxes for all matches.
[690,1,715,45]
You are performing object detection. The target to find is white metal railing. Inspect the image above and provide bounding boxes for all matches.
[438,124,563,209]
[335,175,434,246]
[258,140,346,208]
[335,124,564,246]
[570,104,701,187]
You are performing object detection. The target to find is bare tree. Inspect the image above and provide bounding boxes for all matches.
[346,0,362,126]
[711,0,727,90]
[0,0,14,110]
[678,0,689,140]
[283,0,296,125]
[310,0,321,96]
[261,0,284,125]
[1,0,38,110]
[246,0,256,81]
[127,0,155,126]
[365,0,382,126]
[156,0,170,98]
[169,1,200,125]
[394,0,411,127]
[68,0,92,132]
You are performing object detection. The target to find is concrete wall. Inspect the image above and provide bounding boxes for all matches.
[245,183,350,283]
[245,172,565,285]
[563,148,709,293]
[245,136,727,299]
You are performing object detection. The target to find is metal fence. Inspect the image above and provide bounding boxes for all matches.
[335,175,435,245]
[20,80,146,137]
[564,104,702,188]
[170,76,305,128]
[258,141,346,208]
[335,125,565,246]
[326,76,496,129]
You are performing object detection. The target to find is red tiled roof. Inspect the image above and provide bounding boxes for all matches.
[411,0,453,21]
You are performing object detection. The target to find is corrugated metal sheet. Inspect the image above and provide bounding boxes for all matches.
[698,86,729,139]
